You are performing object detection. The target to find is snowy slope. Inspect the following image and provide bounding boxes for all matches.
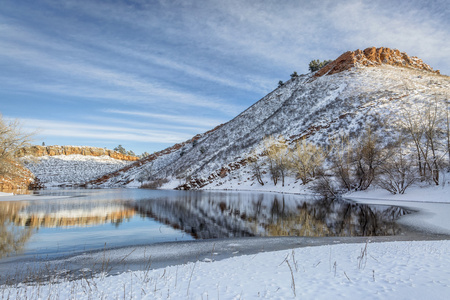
[91,55,449,189]
[21,155,132,187]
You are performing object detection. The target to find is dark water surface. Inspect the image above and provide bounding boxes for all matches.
[0,189,408,261]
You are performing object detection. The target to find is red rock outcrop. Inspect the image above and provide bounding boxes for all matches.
[315,47,440,77]
[16,145,139,161]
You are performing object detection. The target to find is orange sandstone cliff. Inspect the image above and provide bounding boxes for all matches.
[16,145,139,161]
[315,47,440,77]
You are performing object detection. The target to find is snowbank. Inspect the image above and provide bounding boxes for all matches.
[2,240,449,299]
[346,184,450,203]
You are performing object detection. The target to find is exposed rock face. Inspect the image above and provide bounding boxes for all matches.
[315,47,440,77]
[0,162,40,193]
[16,146,139,161]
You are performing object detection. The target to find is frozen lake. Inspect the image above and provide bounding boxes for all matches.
[0,188,411,261]
[2,188,449,284]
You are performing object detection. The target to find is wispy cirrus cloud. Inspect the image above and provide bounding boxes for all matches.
[18,118,193,144]
[2,0,449,155]
[104,109,226,128]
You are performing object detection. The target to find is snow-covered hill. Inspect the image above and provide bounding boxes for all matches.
[21,155,132,187]
[88,47,449,190]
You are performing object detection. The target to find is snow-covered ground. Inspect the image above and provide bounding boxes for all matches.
[345,185,450,236]
[21,155,132,187]
[346,184,450,203]
[2,240,449,299]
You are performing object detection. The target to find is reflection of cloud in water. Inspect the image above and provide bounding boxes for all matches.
[132,192,408,239]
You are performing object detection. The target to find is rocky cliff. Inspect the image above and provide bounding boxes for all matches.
[16,145,139,161]
[315,47,440,77]
[0,162,41,193]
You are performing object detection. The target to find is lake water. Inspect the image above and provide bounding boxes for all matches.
[0,189,409,261]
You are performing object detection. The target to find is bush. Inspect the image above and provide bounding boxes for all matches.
[0,115,34,177]
[289,140,325,184]
[309,59,332,72]
[376,139,417,194]
[140,178,169,189]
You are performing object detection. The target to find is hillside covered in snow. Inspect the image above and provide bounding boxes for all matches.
[82,47,450,193]
[19,146,136,188]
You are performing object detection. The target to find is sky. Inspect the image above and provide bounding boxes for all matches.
[1,0,449,155]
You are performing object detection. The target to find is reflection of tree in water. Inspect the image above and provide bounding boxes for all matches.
[265,197,406,237]
[0,202,34,258]
[133,193,407,239]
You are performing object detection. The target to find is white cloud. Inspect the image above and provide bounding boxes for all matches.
[0,24,244,116]
[104,109,226,128]
[17,118,194,143]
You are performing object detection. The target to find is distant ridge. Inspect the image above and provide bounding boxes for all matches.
[16,145,139,161]
[316,47,440,77]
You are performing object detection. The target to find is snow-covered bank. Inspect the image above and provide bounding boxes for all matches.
[346,184,450,203]
[344,185,450,236]
[2,240,449,299]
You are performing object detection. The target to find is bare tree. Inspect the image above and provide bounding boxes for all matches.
[329,134,354,191]
[376,138,417,194]
[401,98,446,185]
[264,136,289,186]
[446,96,450,172]
[289,140,325,184]
[251,160,265,186]
[352,127,384,190]
[328,127,383,192]
[0,115,34,177]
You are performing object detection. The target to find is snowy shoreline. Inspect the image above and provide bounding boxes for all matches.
[2,239,449,299]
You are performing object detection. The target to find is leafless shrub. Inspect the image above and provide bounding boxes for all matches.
[0,115,34,177]
[311,172,340,198]
[328,127,384,192]
[399,97,447,185]
[289,140,325,184]
[140,178,169,189]
[249,158,264,186]
[264,136,289,186]
[376,139,418,194]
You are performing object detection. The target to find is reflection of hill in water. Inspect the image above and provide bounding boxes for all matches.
[132,192,407,239]
[0,199,135,230]
[1,198,136,257]
[11,200,136,228]
[0,202,34,258]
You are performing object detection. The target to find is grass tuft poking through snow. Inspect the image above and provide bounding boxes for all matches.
[1,240,449,299]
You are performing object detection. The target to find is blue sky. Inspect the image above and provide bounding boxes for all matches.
[1,0,449,155]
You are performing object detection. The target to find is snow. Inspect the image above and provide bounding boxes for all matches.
[99,65,449,191]
[344,185,450,235]
[2,240,449,299]
[21,155,132,187]
[346,184,450,203]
